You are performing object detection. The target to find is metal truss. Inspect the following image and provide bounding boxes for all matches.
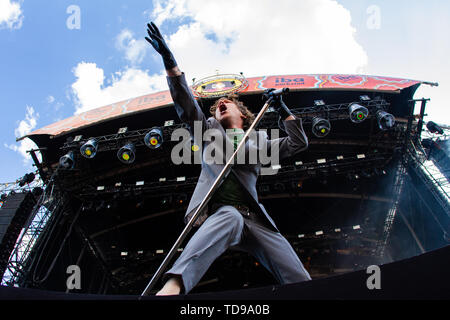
[61,123,189,152]
[409,143,450,212]
[257,98,390,128]
[74,151,391,201]
[374,98,416,258]
[376,158,406,258]
[60,99,390,155]
[374,98,450,258]
[1,173,59,286]
[0,173,42,197]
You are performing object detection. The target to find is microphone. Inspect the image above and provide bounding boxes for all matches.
[262,88,289,101]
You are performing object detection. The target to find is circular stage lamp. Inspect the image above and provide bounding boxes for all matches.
[80,139,98,159]
[349,103,369,123]
[144,128,163,149]
[59,151,75,169]
[426,121,444,135]
[376,110,395,130]
[312,117,331,138]
[117,143,136,164]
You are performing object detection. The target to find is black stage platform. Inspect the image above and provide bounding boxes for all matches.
[1,245,449,300]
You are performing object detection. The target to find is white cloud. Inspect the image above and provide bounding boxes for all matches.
[71,62,167,114]
[149,0,368,78]
[46,95,55,103]
[0,0,24,30]
[46,94,64,111]
[116,29,149,65]
[5,106,41,166]
[71,0,368,116]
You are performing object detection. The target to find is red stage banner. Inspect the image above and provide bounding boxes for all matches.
[23,74,422,139]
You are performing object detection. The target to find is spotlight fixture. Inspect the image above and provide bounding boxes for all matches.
[160,195,172,206]
[376,110,395,130]
[348,103,369,123]
[59,151,75,169]
[360,95,371,101]
[80,138,98,159]
[19,172,35,186]
[175,193,187,205]
[312,117,331,138]
[314,100,325,106]
[426,121,444,135]
[144,127,163,149]
[117,143,136,164]
[187,137,200,152]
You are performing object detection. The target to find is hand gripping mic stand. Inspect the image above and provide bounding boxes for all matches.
[140,88,289,297]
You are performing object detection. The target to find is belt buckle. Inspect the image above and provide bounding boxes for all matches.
[237,204,250,217]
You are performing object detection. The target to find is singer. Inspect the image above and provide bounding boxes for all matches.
[145,22,312,295]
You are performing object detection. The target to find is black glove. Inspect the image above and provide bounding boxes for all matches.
[145,22,177,70]
[263,88,294,120]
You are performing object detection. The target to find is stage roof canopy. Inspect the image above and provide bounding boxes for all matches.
[22,74,430,139]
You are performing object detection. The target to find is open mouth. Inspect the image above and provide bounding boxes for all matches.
[219,103,227,115]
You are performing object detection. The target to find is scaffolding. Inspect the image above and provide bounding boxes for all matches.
[1,173,58,286]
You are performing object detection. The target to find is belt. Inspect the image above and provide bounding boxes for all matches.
[234,204,251,217]
[210,202,261,222]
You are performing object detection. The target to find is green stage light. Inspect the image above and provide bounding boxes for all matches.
[117,143,136,164]
[349,103,369,123]
[312,117,331,138]
[80,139,98,159]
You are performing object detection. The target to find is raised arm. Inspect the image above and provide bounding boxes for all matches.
[268,95,308,161]
[145,22,208,133]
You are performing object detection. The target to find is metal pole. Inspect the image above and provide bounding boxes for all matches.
[411,98,429,143]
[140,97,276,297]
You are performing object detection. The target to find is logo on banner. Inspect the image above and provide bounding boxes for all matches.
[328,75,367,86]
[192,74,248,98]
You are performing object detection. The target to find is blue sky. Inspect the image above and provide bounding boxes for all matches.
[1,0,449,183]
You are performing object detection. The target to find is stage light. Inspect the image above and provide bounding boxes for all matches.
[175,193,187,205]
[117,143,136,164]
[19,172,35,186]
[312,117,331,138]
[376,110,395,130]
[314,100,325,106]
[426,121,444,134]
[160,195,172,206]
[59,151,75,169]
[374,168,387,176]
[349,103,369,123]
[144,127,163,149]
[80,139,98,159]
